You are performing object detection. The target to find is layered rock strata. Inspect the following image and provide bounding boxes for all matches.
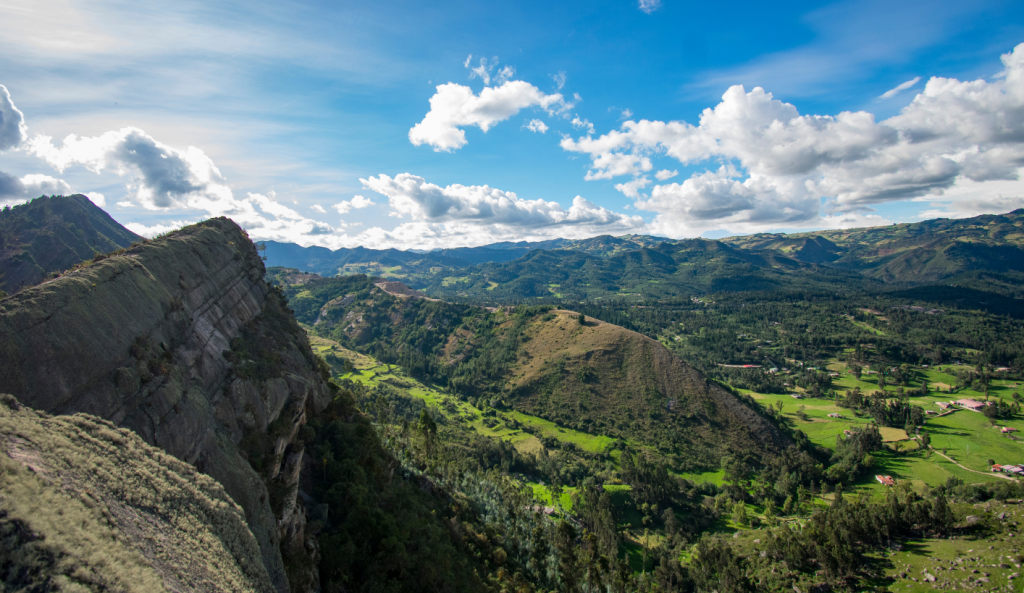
[0,218,330,592]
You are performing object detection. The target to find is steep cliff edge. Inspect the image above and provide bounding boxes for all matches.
[0,218,330,592]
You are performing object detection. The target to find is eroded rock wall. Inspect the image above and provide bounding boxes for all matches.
[0,218,330,592]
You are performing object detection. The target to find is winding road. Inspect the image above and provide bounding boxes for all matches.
[929,446,1015,481]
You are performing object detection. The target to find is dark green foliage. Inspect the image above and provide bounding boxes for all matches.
[425,240,868,304]
[933,476,1024,503]
[690,537,749,593]
[826,426,882,484]
[307,390,489,592]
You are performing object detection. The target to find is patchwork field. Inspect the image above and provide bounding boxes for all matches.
[741,361,1024,500]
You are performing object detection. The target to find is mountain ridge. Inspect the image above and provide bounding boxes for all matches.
[0,194,142,295]
[0,218,330,592]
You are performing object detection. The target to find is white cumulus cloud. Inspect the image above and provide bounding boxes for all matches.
[409,80,570,151]
[525,119,549,134]
[655,169,678,181]
[28,127,233,210]
[360,172,645,233]
[571,116,595,134]
[333,194,374,214]
[0,171,72,205]
[560,43,1024,234]
[614,176,650,199]
[310,204,326,213]
[467,56,497,85]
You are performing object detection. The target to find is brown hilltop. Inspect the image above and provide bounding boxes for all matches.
[508,310,789,454]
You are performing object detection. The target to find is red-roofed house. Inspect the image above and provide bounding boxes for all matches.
[875,475,896,486]
[1002,427,1019,434]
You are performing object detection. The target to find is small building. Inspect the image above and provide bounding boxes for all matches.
[992,464,1004,472]
[1002,466,1024,475]
[843,430,853,436]
[924,410,937,415]
[936,402,951,410]
[790,393,804,399]
[1002,426,1019,434]
[827,413,843,418]
[876,475,896,486]
[996,367,1011,372]
[956,398,986,412]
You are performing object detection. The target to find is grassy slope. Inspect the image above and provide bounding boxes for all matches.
[0,394,271,593]
[294,276,787,469]
[308,330,615,457]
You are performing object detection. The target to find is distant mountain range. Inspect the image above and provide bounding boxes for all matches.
[4,195,1022,303]
[722,210,1024,285]
[267,209,1024,302]
[261,234,673,283]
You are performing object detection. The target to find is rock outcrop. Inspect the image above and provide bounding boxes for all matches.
[0,218,330,592]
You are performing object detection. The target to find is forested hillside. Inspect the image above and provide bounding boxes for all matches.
[278,273,788,470]
[422,239,870,303]
[723,209,1024,291]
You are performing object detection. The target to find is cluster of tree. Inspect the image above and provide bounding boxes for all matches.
[692,485,957,591]
[825,425,882,484]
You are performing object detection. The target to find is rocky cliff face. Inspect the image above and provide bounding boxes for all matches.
[0,218,330,592]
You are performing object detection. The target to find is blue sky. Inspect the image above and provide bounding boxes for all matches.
[1,0,1024,248]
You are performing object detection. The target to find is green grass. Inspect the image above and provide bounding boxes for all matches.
[334,344,620,457]
[879,513,1024,591]
[506,411,616,453]
[848,319,886,335]
[677,468,726,485]
[528,483,576,510]
[741,361,1024,499]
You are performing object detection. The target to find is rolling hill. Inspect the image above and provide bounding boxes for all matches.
[279,274,789,469]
